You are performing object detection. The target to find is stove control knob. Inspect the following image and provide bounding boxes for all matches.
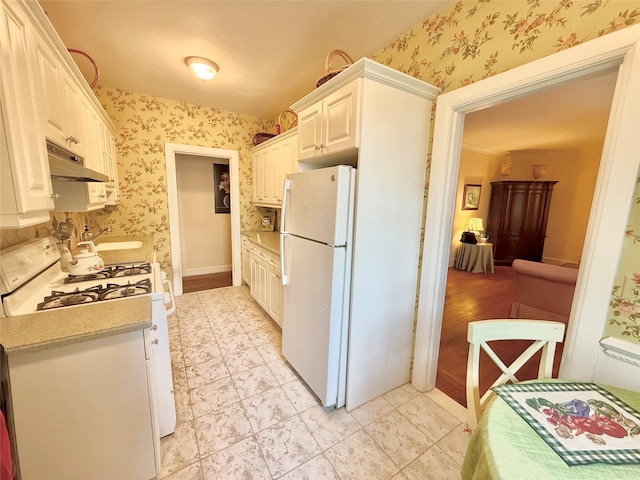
[152,339,159,345]
[151,324,158,331]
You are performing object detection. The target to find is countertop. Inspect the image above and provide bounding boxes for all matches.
[93,234,156,265]
[0,296,152,356]
[242,231,281,255]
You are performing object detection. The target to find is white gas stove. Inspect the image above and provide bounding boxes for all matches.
[0,236,176,439]
[1,238,160,315]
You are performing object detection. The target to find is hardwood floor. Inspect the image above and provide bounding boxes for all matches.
[437,266,564,407]
[182,272,232,293]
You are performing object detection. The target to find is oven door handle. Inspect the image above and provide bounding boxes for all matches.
[161,271,176,316]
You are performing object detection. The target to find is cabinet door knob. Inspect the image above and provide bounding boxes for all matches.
[50,193,61,199]
[66,136,79,144]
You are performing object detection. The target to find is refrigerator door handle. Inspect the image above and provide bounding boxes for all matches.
[280,233,289,285]
[281,178,291,234]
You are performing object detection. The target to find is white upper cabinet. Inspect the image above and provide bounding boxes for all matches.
[0,0,54,228]
[33,32,66,145]
[251,128,298,208]
[100,122,119,204]
[1,0,119,226]
[297,80,358,161]
[34,39,83,156]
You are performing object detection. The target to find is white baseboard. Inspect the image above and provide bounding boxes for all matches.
[542,256,580,268]
[183,265,231,277]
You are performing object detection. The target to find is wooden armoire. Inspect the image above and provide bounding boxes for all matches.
[486,181,557,265]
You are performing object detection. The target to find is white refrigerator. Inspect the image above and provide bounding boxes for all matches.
[280,165,356,408]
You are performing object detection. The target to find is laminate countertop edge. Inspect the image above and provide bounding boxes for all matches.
[0,296,152,356]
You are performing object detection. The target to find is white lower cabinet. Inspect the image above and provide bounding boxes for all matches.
[241,236,251,284]
[8,330,158,480]
[267,256,283,326]
[247,239,282,327]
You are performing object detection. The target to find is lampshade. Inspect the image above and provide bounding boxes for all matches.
[185,57,219,81]
[468,217,484,232]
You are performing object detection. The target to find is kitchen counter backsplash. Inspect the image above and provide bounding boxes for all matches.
[0,211,112,251]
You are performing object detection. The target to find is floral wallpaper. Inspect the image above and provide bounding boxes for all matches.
[608,176,640,341]
[85,87,274,269]
[370,0,640,346]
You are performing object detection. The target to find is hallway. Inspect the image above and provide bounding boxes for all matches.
[160,285,469,479]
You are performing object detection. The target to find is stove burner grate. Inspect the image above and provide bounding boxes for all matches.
[37,279,152,311]
[37,286,103,310]
[64,271,112,284]
[100,279,152,300]
[64,263,152,283]
[110,264,152,278]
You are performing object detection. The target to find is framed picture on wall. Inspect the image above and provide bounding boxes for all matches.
[213,163,230,214]
[462,184,481,210]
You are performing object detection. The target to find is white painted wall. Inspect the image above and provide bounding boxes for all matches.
[176,153,231,276]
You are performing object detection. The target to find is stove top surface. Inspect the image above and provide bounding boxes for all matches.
[2,261,159,317]
[37,278,153,310]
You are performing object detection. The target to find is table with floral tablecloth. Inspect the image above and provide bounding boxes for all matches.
[462,383,640,479]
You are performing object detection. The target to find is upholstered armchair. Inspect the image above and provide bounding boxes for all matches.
[510,259,578,322]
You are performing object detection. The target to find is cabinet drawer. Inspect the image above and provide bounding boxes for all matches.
[249,243,259,256]
[268,254,280,269]
[258,248,269,261]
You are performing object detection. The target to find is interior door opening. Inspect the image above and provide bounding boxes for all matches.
[165,144,241,296]
[435,71,617,405]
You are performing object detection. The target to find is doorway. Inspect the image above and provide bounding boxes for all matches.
[412,25,640,392]
[175,153,233,292]
[435,71,616,404]
[165,143,241,296]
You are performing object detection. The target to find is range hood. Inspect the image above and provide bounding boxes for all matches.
[47,140,108,182]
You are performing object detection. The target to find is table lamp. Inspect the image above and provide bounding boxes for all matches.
[468,217,484,235]
[468,218,487,242]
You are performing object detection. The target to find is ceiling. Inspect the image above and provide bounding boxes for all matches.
[463,69,618,153]
[39,1,617,154]
[38,0,452,119]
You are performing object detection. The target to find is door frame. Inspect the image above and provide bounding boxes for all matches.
[165,143,241,295]
[412,25,640,391]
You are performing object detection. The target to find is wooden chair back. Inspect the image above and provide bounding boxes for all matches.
[466,319,565,429]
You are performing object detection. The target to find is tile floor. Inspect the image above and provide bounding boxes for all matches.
[160,285,470,479]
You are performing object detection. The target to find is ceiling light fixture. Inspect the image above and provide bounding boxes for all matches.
[185,56,219,81]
